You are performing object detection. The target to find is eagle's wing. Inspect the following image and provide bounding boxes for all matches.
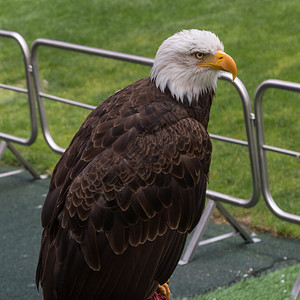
[37,79,212,299]
[63,116,210,263]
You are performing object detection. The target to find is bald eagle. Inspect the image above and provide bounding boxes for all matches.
[36,29,237,299]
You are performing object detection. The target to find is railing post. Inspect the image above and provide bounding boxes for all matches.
[254,79,300,224]
[0,30,37,146]
[0,30,39,179]
[254,79,300,299]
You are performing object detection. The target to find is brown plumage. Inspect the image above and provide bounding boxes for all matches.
[36,29,237,299]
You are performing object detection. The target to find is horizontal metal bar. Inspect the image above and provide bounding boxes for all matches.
[31,38,154,66]
[256,79,300,93]
[0,169,24,178]
[0,133,29,145]
[39,92,96,110]
[198,231,239,246]
[210,133,248,146]
[206,189,252,207]
[0,83,28,94]
[262,144,300,158]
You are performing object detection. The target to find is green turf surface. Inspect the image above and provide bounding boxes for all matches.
[195,264,300,300]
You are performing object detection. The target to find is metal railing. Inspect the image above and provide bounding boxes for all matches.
[207,73,261,208]
[30,38,261,209]
[0,30,39,178]
[0,30,37,145]
[254,79,300,299]
[254,79,300,224]
[30,38,154,154]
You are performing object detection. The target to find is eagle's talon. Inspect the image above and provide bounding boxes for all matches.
[157,280,170,299]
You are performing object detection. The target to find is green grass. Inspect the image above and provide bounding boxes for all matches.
[0,0,300,238]
[190,263,300,300]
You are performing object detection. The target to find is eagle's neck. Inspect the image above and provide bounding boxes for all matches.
[151,70,218,105]
[163,84,214,129]
[182,91,214,129]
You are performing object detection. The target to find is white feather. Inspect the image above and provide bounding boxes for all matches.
[150,29,224,104]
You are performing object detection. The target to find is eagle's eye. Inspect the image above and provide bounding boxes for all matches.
[194,52,204,59]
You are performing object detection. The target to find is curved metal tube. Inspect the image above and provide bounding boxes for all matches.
[254,79,300,224]
[0,30,37,145]
[206,73,261,208]
[30,38,154,154]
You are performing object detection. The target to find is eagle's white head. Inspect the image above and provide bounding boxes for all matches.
[150,29,237,104]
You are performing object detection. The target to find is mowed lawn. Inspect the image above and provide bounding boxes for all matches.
[0,0,299,241]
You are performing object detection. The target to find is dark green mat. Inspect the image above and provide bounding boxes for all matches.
[0,167,46,299]
[0,167,299,299]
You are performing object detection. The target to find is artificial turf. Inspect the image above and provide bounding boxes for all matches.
[197,263,300,300]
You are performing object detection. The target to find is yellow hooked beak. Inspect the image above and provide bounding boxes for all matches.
[197,50,237,81]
